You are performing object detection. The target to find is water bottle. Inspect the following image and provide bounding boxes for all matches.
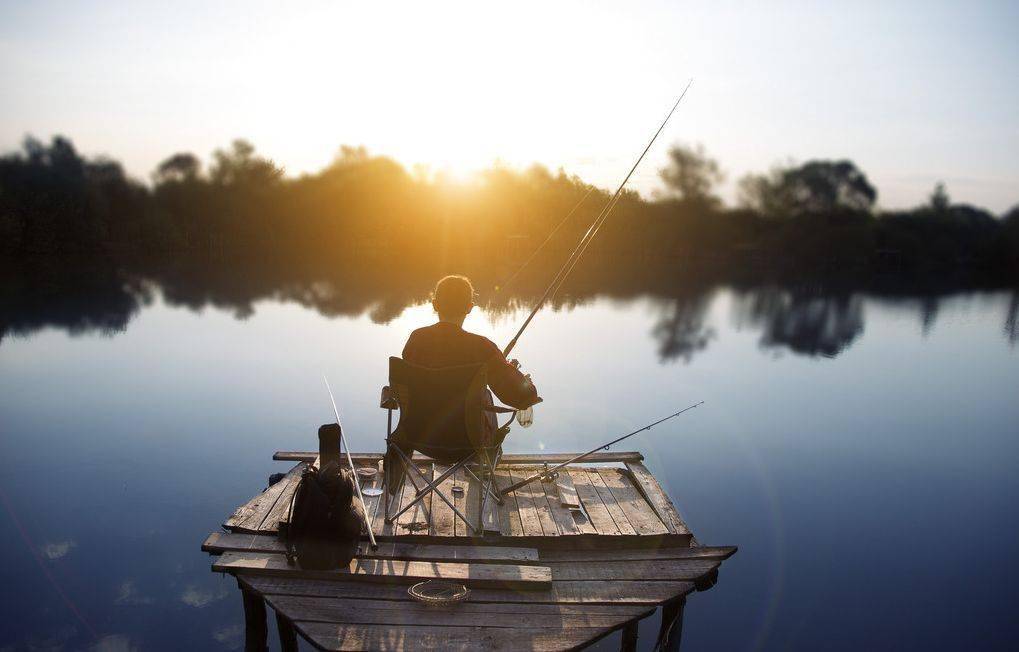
[517,406,534,428]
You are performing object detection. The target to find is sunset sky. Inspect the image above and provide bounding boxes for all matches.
[2,0,1017,212]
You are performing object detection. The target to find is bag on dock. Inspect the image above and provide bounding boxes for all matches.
[282,461,364,570]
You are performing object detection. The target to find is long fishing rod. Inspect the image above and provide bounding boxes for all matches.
[324,376,379,550]
[503,79,694,358]
[498,400,704,497]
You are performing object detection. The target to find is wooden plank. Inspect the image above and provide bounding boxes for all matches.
[203,532,542,563]
[395,466,431,535]
[546,559,719,582]
[214,552,551,589]
[224,463,305,533]
[493,471,524,536]
[625,462,694,539]
[539,546,736,563]
[257,468,303,533]
[431,464,456,537]
[453,467,469,537]
[296,622,618,652]
[462,466,481,536]
[371,471,402,538]
[585,469,636,535]
[357,463,384,534]
[263,596,651,617]
[509,468,557,536]
[540,477,580,535]
[598,468,667,536]
[480,469,502,535]
[267,595,648,628]
[242,575,695,606]
[274,451,645,464]
[555,472,579,509]
[568,469,618,535]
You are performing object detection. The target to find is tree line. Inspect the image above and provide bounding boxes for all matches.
[2,135,1018,278]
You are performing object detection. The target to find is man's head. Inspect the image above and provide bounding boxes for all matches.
[431,275,475,323]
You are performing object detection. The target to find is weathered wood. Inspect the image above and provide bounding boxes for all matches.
[585,469,637,535]
[242,575,695,606]
[274,451,645,464]
[267,595,650,628]
[224,463,305,533]
[598,468,668,536]
[396,466,430,535]
[358,463,384,532]
[295,621,619,652]
[494,471,524,536]
[263,595,652,617]
[657,597,686,652]
[555,472,580,509]
[431,463,456,537]
[275,611,298,652]
[539,546,736,563]
[453,467,469,537]
[240,582,268,652]
[214,552,552,590]
[203,531,541,563]
[256,468,302,533]
[547,559,719,582]
[511,468,559,536]
[625,462,694,539]
[568,469,619,535]
[462,466,481,536]
[540,477,580,535]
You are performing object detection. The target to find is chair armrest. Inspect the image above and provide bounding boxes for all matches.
[483,405,517,414]
[380,385,399,410]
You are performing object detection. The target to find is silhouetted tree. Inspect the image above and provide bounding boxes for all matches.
[658,143,724,208]
[929,182,950,212]
[153,153,202,185]
[739,160,876,217]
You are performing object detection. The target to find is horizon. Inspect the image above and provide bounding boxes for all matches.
[2,1,1018,213]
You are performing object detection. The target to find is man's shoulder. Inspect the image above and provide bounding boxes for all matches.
[462,329,502,357]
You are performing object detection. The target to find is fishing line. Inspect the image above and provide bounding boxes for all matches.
[503,79,694,357]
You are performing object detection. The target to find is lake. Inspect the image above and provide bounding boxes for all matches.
[1,277,1017,650]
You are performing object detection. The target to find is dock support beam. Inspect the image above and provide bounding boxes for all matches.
[657,596,686,651]
[240,582,267,652]
[276,611,299,652]
[620,620,639,651]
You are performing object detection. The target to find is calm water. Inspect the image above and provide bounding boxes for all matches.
[1,282,1018,650]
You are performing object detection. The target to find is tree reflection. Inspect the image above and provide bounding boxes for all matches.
[2,258,1016,362]
[733,287,865,358]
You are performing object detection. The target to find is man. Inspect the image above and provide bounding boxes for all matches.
[386,275,540,491]
[402,275,540,409]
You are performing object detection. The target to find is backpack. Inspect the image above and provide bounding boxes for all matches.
[282,461,364,570]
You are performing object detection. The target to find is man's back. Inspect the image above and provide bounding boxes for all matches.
[403,322,538,409]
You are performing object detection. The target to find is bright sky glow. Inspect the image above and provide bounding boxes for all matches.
[1,0,1017,212]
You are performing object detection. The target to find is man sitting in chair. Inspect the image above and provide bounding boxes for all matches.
[385,275,540,491]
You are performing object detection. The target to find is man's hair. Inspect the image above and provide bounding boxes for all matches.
[432,275,474,317]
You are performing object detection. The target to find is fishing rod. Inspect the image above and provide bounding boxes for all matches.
[498,401,704,497]
[503,79,694,358]
[324,376,379,550]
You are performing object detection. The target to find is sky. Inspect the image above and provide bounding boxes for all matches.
[1,0,1017,213]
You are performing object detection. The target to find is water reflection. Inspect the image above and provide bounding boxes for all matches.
[2,259,1017,361]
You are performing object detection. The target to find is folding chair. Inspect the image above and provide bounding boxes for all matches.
[380,356,516,535]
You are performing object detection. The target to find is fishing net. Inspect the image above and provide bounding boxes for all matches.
[408,580,470,606]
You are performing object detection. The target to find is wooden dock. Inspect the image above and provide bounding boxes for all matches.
[204,449,735,651]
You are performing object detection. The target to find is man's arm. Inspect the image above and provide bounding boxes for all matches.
[485,351,540,409]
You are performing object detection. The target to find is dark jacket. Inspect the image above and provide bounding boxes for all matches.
[402,322,539,409]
